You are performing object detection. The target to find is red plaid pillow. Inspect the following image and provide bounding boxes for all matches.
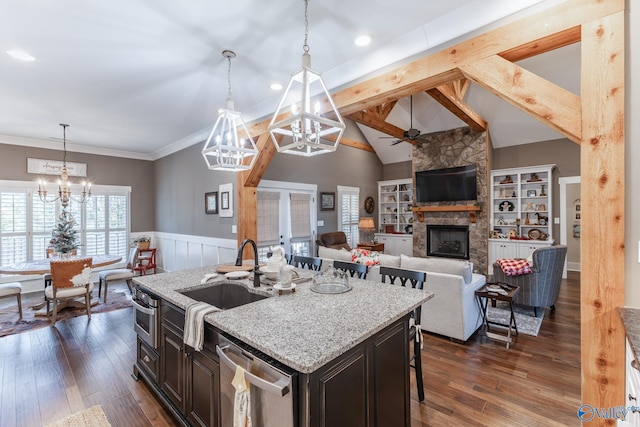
[496,258,532,276]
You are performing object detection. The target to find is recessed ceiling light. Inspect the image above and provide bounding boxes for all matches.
[6,49,35,62]
[270,82,283,91]
[354,34,373,47]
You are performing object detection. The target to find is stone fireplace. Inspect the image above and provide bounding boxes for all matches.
[427,225,469,260]
[412,126,489,273]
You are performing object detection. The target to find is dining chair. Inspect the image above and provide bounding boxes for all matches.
[47,257,93,326]
[0,282,22,319]
[333,260,368,279]
[98,247,138,303]
[292,255,322,271]
[379,266,427,402]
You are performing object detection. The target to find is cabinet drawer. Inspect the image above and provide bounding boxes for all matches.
[137,338,160,384]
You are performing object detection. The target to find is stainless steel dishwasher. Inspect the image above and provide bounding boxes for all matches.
[216,334,296,427]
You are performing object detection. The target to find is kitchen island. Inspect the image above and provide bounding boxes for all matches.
[133,265,433,427]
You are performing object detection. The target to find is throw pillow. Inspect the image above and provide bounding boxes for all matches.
[351,248,380,266]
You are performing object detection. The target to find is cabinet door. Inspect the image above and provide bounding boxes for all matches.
[518,242,550,259]
[187,350,221,427]
[488,241,518,274]
[161,325,186,411]
[309,346,369,427]
[397,236,413,256]
[375,234,396,255]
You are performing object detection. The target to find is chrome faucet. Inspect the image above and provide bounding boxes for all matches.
[235,238,263,287]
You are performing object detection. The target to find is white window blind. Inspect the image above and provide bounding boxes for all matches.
[289,193,311,239]
[0,182,130,264]
[337,186,360,248]
[257,191,280,247]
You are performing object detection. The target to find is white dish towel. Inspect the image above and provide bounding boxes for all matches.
[183,302,220,351]
[232,365,252,427]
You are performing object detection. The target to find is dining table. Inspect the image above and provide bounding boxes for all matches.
[0,254,123,312]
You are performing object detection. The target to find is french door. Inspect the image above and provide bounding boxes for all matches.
[257,180,317,261]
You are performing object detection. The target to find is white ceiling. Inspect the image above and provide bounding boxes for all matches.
[0,0,575,163]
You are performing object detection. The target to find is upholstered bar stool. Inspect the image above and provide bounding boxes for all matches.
[0,282,23,319]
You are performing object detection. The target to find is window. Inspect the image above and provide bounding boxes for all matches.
[337,186,360,248]
[0,181,130,265]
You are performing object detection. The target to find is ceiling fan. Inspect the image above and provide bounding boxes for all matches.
[381,95,422,145]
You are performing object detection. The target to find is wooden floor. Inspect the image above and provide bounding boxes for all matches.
[0,273,581,426]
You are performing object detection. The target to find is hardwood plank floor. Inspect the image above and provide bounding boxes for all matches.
[0,273,581,426]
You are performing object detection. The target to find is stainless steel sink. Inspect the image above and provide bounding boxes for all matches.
[179,282,269,309]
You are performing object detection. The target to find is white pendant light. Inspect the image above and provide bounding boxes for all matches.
[268,0,345,156]
[202,50,258,172]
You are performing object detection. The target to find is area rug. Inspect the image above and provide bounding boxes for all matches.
[486,301,545,336]
[0,287,132,337]
[46,405,111,427]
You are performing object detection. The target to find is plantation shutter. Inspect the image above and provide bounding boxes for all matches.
[257,191,280,247]
[337,186,360,248]
[289,193,311,240]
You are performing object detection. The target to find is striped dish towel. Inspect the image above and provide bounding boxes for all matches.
[183,302,220,351]
[496,258,533,276]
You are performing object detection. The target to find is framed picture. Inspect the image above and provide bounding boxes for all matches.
[320,192,335,211]
[527,189,537,197]
[221,192,230,210]
[205,192,218,214]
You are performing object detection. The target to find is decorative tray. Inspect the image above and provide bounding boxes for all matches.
[310,282,352,294]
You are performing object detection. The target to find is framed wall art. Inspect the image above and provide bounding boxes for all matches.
[219,183,234,217]
[205,192,218,214]
[320,192,335,211]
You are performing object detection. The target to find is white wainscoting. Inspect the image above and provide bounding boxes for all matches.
[150,232,237,273]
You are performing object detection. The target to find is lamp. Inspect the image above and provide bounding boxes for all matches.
[268,0,345,156]
[201,50,258,171]
[359,217,376,243]
[38,124,91,209]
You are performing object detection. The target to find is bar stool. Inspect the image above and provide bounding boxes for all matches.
[0,282,23,319]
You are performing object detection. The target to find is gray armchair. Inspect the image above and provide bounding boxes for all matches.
[492,245,567,316]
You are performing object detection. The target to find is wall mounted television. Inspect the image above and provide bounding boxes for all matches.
[415,165,477,203]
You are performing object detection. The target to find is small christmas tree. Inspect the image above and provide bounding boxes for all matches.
[50,209,79,254]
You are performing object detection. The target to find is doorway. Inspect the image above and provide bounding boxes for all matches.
[257,180,317,261]
[559,176,581,278]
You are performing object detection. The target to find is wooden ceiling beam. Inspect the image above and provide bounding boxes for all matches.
[347,111,407,141]
[244,0,619,140]
[460,55,581,143]
[426,83,486,131]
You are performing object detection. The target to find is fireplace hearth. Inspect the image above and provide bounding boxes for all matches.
[427,225,470,260]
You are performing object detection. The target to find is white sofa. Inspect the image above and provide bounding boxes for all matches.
[318,246,486,341]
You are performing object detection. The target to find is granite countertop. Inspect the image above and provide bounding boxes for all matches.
[133,265,433,373]
[619,307,640,361]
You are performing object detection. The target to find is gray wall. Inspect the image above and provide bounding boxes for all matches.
[0,143,155,232]
[382,161,412,181]
[153,141,383,238]
[263,145,383,233]
[491,137,580,242]
[154,142,239,239]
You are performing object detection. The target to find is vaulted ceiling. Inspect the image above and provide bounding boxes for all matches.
[0,0,574,163]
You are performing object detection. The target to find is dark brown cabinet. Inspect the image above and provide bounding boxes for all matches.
[161,324,187,412]
[306,316,410,427]
[186,348,221,427]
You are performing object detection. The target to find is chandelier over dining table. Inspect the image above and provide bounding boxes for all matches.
[38,123,91,208]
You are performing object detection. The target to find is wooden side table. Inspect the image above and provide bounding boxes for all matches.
[357,242,385,252]
[475,282,521,349]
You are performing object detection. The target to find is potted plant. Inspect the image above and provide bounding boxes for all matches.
[133,235,151,250]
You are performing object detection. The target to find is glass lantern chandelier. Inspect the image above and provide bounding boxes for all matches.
[202,50,258,171]
[268,0,345,156]
[38,123,91,209]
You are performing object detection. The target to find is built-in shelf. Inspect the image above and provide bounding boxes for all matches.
[412,205,482,223]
